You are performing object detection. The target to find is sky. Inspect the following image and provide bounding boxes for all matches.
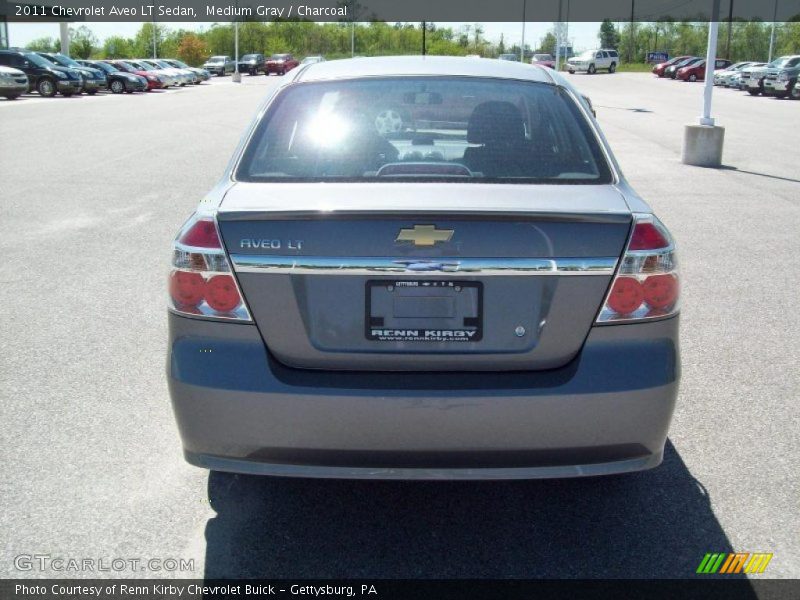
[7,21,604,53]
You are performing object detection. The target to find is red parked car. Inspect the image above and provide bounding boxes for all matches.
[105,60,166,90]
[677,58,732,82]
[530,53,555,69]
[265,53,299,76]
[652,55,692,77]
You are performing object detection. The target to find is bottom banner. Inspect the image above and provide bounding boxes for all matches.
[1,579,797,600]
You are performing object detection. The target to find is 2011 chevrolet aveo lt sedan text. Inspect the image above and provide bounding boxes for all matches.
[167,57,680,480]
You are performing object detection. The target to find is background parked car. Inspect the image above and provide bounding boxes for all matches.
[530,53,555,68]
[793,79,800,99]
[265,53,299,75]
[300,56,326,65]
[106,60,166,90]
[0,49,83,97]
[151,59,196,85]
[128,60,178,87]
[77,59,147,93]
[567,49,619,74]
[677,58,731,82]
[162,59,210,82]
[729,63,765,88]
[762,55,800,98]
[744,56,798,96]
[139,59,190,86]
[714,61,753,85]
[652,55,692,77]
[37,52,106,94]
[0,65,28,99]
[664,56,699,79]
[238,53,265,75]
[203,56,235,76]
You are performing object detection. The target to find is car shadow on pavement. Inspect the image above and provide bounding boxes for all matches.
[202,440,751,582]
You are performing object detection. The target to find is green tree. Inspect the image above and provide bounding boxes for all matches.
[538,32,557,55]
[69,25,97,58]
[102,36,134,59]
[598,19,620,49]
[26,36,59,52]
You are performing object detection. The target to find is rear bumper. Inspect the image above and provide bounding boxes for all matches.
[167,313,680,479]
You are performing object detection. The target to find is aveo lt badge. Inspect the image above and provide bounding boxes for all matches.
[395,225,454,247]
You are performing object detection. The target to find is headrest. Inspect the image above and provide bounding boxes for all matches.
[467,101,525,145]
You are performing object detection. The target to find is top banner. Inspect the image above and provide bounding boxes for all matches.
[3,0,800,23]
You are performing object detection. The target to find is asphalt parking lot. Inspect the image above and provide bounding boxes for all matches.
[1,71,798,580]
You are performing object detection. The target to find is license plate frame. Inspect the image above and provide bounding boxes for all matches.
[365,280,483,343]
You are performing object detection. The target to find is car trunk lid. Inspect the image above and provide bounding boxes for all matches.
[218,183,632,371]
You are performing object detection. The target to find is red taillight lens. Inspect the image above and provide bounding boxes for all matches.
[169,215,250,321]
[607,277,644,315]
[179,219,221,248]
[642,274,679,310]
[597,214,679,323]
[205,275,241,312]
[628,222,669,250]
[169,271,205,307]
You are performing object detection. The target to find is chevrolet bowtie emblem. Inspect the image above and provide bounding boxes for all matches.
[395,225,454,247]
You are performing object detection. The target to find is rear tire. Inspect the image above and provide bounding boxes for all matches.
[747,89,760,96]
[4,94,20,100]
[37,78,56,98]
[87,89,97,95]
[110,79,125,94]
[791,86,800,100]
[609,62,616,73]
[588,64,596,74]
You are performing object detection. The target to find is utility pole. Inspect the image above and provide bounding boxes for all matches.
[767,0,778,62]
[351,22,355,57]
[152,16,157,59]
[520,0,526,62]
[725,0,734,59]
[422,22,426,56]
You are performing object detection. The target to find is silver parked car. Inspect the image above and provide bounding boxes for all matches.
[0,65,28,99]
[167,57,680,480]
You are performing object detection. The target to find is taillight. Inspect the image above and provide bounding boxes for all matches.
[596,214,679,323]
[169,215,251,321]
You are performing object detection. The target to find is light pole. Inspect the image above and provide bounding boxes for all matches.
[767,0,778,62]
[232,20,241,83]
[682,0,725,167]
[151,17,157,59]
[59,22,69,55]
[554,0,563,71]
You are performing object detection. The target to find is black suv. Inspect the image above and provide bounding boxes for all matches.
[238,53,266,75]
[0,49,83,97]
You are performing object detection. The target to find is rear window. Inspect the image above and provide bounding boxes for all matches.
[236,77,611,184]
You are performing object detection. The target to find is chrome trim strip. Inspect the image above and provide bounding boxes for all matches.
[230,255,617,276]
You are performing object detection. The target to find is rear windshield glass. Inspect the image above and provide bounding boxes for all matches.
[236,77,611,184]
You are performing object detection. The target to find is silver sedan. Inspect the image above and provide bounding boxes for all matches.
[167,57,680,480]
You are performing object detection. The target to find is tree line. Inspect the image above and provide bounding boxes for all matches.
[23,20,800,66]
